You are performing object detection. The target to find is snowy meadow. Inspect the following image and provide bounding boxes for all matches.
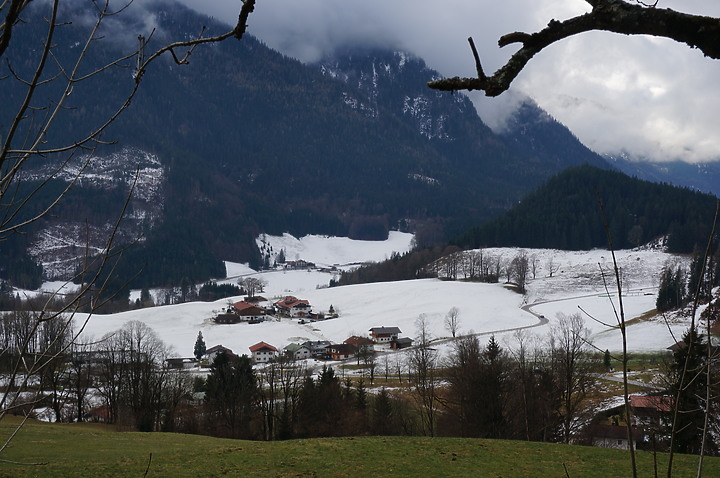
[70,232,695,361]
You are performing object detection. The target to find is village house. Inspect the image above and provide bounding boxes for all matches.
[302,340,331,359]
[630,394,673,432]
[369,326,401,343]
[250,341,278,363]
[284,259,316,270]
[205,345,236,362]
[284,343,312,361]
[214,301,268,324]
[344,336,374,353]
[327,343,356,361]
[587,394,672,450]
[274,296,312,317]
[231,300,268,321]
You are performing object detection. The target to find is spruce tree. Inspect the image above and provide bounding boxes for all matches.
[194,331,206,361]
[205,353,257,438]
[603,349,612,370]
[688,249,712,302]
[656,266,685,312]
[372,388,394,435]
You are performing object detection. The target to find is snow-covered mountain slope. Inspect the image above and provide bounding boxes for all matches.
[24,147,164,279]
[319,51,473,140]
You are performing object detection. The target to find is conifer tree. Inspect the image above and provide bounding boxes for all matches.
[194,331,206,361]
[657,266,686,312]
[205,353,257,438]
[603,349,612,371]
[688,249,712,302]
[372,388,394,435]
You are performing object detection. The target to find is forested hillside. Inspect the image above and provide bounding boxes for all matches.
[455,165,718,253]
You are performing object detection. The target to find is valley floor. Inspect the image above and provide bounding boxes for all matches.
[73,242,694,362]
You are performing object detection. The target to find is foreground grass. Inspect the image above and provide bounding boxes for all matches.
[0,417,718,477]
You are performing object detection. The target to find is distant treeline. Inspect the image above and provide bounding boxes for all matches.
[333,247,447,286]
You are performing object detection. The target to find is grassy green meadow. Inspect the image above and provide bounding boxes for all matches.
[0,417,717,477]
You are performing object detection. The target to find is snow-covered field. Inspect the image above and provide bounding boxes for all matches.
[255,231,415,269]
[69,234,695,360]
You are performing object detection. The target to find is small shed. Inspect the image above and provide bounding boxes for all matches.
[390,337,414,350]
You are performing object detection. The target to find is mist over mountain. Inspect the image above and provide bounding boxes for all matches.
[608,156,720,198]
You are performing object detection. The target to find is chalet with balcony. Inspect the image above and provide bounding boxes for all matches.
[369,326,401,343]
[275,296,311,317]
[205,345,236,362]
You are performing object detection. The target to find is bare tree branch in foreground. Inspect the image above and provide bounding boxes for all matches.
[428,0,720,96]
[0,0,258,461]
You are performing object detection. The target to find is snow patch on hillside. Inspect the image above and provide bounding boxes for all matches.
[255,231,414,268]
[25,147,164,279]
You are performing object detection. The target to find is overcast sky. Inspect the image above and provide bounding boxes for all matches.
[179,0,720,163]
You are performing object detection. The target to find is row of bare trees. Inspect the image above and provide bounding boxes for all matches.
[409,312,597,441]
[3,307,715,459]
[430,248,557,293]
[0,317,196,431]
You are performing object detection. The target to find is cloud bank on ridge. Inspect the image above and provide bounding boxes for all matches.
[179,0,720,163]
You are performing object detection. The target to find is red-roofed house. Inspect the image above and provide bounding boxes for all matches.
[274,296,311,317]
[231,301,268,320]
[630,394,673,429]
[630,395,673,413]
[214,301,268,324]
[249,341,278,363]
[206,345,236,362]
[328,343,357,361]
[344,336,374,353]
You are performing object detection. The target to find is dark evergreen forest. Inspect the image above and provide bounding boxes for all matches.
[455,165,718,253]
